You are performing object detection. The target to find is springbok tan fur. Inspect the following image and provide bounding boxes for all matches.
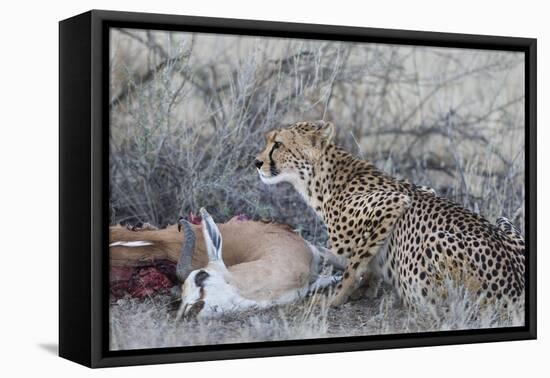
[110,212,340,318]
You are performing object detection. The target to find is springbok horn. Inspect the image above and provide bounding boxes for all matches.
[199,207,223,263]
[176,217,195,282]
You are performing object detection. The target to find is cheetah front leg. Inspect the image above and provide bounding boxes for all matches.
[330,191,411,307]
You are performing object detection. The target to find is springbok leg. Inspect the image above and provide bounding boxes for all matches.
[308,273,342,294]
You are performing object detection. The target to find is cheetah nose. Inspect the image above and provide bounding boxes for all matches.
[254,159,263,169]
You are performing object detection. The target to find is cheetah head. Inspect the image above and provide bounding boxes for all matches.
[254,120,335,185]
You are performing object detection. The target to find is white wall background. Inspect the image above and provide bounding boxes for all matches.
[0,0,546,376]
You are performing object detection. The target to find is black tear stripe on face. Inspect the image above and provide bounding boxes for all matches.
[194,270,210,287]
[268,142,280,176]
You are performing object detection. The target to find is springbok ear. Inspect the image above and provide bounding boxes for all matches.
[313,120,335,145]
[199,208,223,263]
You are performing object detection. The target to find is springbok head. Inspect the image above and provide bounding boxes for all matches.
[176,208,253,320]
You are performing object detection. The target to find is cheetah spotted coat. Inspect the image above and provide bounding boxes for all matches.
[255,121,525,307]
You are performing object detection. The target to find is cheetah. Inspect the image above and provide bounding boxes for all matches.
[255,120,525,308]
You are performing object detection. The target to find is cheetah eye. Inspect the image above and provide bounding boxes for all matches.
[273,141,282,148]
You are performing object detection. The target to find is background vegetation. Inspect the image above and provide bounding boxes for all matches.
[109,29,524,238]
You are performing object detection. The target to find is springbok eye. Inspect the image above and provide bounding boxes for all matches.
[273,141,282,148]
[194,270,209,287]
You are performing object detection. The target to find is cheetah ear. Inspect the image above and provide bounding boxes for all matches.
[313,120,335,146]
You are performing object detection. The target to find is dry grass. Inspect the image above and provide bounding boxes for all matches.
[110,280,524,350]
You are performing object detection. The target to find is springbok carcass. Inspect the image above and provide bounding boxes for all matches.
[109,209,343,318]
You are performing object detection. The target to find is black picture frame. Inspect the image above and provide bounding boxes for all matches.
[59,9,537,368]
